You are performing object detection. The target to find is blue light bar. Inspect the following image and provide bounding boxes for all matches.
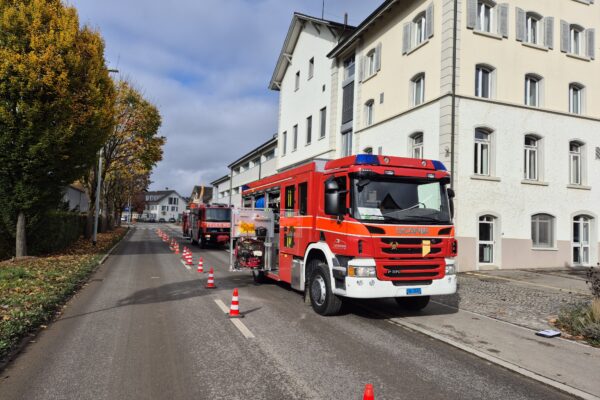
[241,184,250,191]
[355,154,380,165]
[432,160,447,171]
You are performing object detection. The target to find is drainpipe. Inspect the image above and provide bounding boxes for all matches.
[450,0,458,188]
[228,167,233,207]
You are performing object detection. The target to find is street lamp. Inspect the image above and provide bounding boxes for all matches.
[92,68,119,245]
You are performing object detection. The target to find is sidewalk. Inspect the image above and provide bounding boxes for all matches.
[364,269,600,399]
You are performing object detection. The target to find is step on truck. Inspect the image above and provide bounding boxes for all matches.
[189,204,232,248]
[230,154,457,316]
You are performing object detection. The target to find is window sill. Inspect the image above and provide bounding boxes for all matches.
[532,247,559,251]
[305,142,311,147]
[362,71,378,83]
[473,30,503,40]
[566,53,591,62]
[318,135,326,141]
[521,180,549,186]
[406,39,430,56]
[567,184,591,190]
[308,75,313,81]
[521,42,549,52]
[470,175,501,182]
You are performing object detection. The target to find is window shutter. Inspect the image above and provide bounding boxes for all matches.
[498,4,509,38]
[586,28,595,59]
[375,42,382,72]
[560,20,570,53]
[544,17,554,49]
[426,3,434,38]
[515,8,525,42]
[357,55,364,82]
[402,23,411,54]
[466,0,477,29]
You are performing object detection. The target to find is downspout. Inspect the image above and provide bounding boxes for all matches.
[450,0,458,188]
[228,168,233,207]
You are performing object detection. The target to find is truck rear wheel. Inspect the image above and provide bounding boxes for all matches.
[395,296,430,311]
[308,262,342,316]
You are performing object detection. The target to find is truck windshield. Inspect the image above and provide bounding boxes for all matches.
[351,177,451,224]
[205,208,231,222]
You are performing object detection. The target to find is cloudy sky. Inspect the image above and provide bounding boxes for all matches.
[68,0,380,196]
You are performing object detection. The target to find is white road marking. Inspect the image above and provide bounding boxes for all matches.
[214,299,255,339]
[180,260,191,270]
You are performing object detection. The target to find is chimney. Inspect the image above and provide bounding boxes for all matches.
[344,13,348,26]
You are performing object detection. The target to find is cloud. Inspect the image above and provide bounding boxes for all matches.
[68,0,380,196]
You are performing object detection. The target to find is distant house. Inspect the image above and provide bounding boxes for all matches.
[63,184,89,213]
[141,190,186,221]
[189,185,213,207]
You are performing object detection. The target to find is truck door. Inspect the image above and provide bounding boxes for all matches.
[319,175,349,254]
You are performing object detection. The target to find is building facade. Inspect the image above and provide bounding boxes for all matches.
[211,136,278,208]
[141,190,186,222]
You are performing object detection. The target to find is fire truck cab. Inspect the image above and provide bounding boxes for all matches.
[233,154,457,315]
[189,204,232,248]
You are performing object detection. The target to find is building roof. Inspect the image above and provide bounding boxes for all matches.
[328,0,397,58]
[211,174,230,186]
[144,190,184,204]
[227,135,278,169]
[269,12,355,91]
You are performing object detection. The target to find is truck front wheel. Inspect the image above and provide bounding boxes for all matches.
[395,296,430,311]
[308,262,342,316]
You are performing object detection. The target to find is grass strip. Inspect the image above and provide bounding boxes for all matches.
[0,228,127,359]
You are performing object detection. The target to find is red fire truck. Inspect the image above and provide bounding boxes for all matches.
[188,204,232,248]
[232,154,457,315]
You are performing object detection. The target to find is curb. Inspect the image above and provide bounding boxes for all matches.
[360,304,600,400]
[98,227,132,265]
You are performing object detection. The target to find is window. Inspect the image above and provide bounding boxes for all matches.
[475,65,493,98]
[411,132,424,159]
[524,135,539,180]
[298,182,308,216]
[252,157,261,167]
[477,0,494,33]
[295,71,300,90]
[412,74,425,106]
[532,214,555,248]
[306,116,312,145]
[282,131,287,155]
[569,83,583,114]
[171,206,176,211]
[365,100,374,126]
[479,215,496,263]
[570,25,583,55]
[308,57,314,79]
[264,149,275,161]
[343,56,355,80]
[366,50,376,77]
[341,131,352,157]
[363,147,373,154]
[569,141,583,185]
[525,74,541,107]
[293,124,298,151]
[319,107,327,139]
[474,128,491,176]
[414,12,427,47]
[526,13,541,44]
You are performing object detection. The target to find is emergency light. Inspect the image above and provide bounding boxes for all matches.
[354,154,380,165]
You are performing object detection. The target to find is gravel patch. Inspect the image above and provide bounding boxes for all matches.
[435,274,591,331]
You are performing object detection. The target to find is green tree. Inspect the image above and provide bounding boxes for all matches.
[0,0,115,257]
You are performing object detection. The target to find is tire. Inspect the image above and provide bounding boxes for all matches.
[395,296,430,311]
[308,261,342,316]
[252,270,266,284]
[198,232,205,249]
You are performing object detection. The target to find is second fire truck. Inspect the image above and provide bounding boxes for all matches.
[187,204,232,248]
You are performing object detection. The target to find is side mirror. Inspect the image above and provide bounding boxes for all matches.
[447,188,455,219]
[324,179,341,216]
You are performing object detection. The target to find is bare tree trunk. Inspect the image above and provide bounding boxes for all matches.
[16,211,27,258]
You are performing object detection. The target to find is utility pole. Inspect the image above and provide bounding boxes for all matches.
[322,0,325,19]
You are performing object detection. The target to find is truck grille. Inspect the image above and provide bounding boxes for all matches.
[377,261,444,281]
[380,238,442,256]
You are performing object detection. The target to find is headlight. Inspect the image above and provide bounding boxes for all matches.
[253,250,263,257]
[445,258,457,275]
[348,266,377,277]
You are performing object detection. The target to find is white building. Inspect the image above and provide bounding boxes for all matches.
[142,190,186,222]
[211,136,278,208]
[270,13,354,171]
[264,1,600,271]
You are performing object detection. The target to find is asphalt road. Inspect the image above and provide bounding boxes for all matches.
[0,225,577,400]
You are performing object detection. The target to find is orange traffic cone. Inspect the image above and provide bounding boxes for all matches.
[363,384,375,400]
[186,252,193,266]
[197,257,204,273]
[175,244,180,255]
[205,267,216,289]
[228,288,243,318]
[181,247,187,259]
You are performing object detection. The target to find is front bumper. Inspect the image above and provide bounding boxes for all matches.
[342,274,457,299]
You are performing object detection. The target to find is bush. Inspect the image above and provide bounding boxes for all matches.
[587,267,600,299]
[557,298,600,346]
[0,212,87,261]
